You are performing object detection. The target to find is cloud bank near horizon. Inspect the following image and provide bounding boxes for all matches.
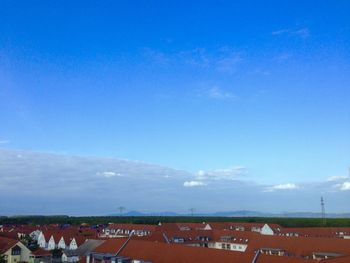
[0,148,348,215]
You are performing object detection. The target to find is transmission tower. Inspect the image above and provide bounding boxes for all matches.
[118,206,126,216]
[321,197,326,225]
[189,208,195,217]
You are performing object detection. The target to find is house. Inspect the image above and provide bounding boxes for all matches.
[29,248,52,263]
[88,238,309,263]
[61,239,105,263]
[37,231,85,250]
[209,222,280,235]
[156,222,212,232]
[279,227,350,239]
[210,233,249,252]
[102,224,156,238]
[0,236,31,263]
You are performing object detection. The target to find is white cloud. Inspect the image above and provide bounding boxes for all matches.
[339,182,350,191]
[327,175,349,182]
[196,166,246,181]
[183,181,206,187]
[1,148,350,214]
[265,183,300,192]
[271,27,310,38]
[271,29,290,35]
[293,28,310,38]
[142,48,171,65]
[97,171,122,178]
[326,176,350,191]
[206,86,237,100]
[215,52,242,73]
[0,140,10,144]
[275,53,292,61]
[179,48,210,68]
[143,47,243,74]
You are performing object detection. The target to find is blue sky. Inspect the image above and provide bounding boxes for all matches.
[0,1,350,214]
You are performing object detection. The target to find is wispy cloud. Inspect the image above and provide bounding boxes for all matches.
[271,27,310,38]
[183,181,206,187]
[271,29,290,35]
[178,48,210,68]
[182,166,247,189]
[275,53,293,61]
[215,51,242,74]
[204,86,238,101]
[142,48,171,65]
[264,183,300,192]
[195,166,247,181]
[96,171,123,178]
[142,47,243,74]
[0,140,10,144]
[292,28,310,38]
[327,175,349,182]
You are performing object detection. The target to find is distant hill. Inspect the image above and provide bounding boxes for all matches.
[108,210,350,218]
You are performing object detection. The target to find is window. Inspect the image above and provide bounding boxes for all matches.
[11,245,21,255]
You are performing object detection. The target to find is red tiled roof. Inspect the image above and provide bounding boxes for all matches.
[93,238,254,263]
[244,232,350,257]
[93,238,310,263]
[258,254,310,263]
[106,224,157,232]
[320,255,350,263]
[0,236,18,253]
[209,222,282,231]
[93,238,127,253]
[41,227,100,245]
[279,227,350,238]
[31,248,52,257]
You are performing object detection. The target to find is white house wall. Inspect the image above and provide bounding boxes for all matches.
[48,236,56,250]
[261,224,274,235]
[69,238,78,250]
[58,237,66,249]
[37,232,47,249]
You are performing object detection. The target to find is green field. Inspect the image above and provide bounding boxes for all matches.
[1,216,350,228]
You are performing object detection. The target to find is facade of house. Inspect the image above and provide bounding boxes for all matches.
[208,235,248,252]
[260,224,275,235]
[62,239,105,263]
[0,237,31,263]
[102,224,156,238]
[37,231,79,250]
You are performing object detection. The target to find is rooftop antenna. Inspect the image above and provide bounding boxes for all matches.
[321,197,326,225]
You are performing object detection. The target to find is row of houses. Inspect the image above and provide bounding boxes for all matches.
[3,221,349,243]
[37,231,81,250]
[101,222,277,238]
[2,222,350,262]
[87,237,350,263]
[137,228,350,260]
[103,221,350,239]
